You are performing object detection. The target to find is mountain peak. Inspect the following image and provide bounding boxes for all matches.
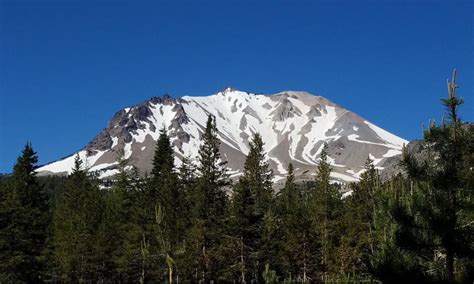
[218,86,237,94]
[149,93,176,105]
[37,88,407,183]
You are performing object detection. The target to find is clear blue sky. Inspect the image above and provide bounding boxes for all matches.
[1,0,473,173]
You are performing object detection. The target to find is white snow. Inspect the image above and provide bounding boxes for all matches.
[300,106,339,164]
[111,137,119,148]
[228,169,242,178]
[99,169,119,179]
[348,134,401,148]
[37,150,106,174]
[124,142,132,159]
[330,172,359,182]
[355,168,366,178]
[369,153,383,166]
[364,120,407,149]
[383,149,400,158]
[347,134,360,141]
[134,126,150,143]
[341,190,353,199]
[90,161,118,172]
[272,157,287,175]
[346,169,356,175]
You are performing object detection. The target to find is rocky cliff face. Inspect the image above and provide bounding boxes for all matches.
[37,88,407,183]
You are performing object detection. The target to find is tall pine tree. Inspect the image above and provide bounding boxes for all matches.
[175,154,196,280]
[277,163,313,282]
[96,150,144,282]
[392,69,474,282]
[341,158,379,275]
[310,143,342,280]
[191,114,229,282]
[52,155,103,282]
[144,126,183,281]
[0,143,49,282]
[229,133,274,282]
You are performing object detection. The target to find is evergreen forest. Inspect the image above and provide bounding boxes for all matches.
[1,71,473,283]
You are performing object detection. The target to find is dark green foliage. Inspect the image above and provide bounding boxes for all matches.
[342,159,379,272]
[369,69,474,283]
[38,175,67,206]
[342,158,400,282]
[150,127,176,203]
[0,143,50,283]
[52,155,103,282]
[194,115,229,221]
[149,127,181,238]
[190,114,230,282]
[177,154,194,230]
[229,133,274,282]
[174,154,197,280]
[95,150,144,281]
[277,163,313,282]
[310,143,343,279]
[142,127,186,282]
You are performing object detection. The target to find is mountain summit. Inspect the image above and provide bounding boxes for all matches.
[37,89,407,182]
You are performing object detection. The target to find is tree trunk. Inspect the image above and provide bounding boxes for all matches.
[303,232,307,283]
[240,236,246,283]
[446,249,454,281]
[202,243,207,283]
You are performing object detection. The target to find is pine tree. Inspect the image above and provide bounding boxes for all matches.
[177,154,195,225]
[229,133,274,282]
[229,179,254,282]
[191,114,229,282]
[310,143,342,280]
[143,127,183,281]
[175,154,196,281]
[240,133,273,211]
[0,143,49,282]
[365,175,420,283]
[150,127,179,231]
[313,143,331,276]
[95,150,144,282]
[52,155,103,282]
[379,69,474,282]
[341,158,379,275]
[277,163,313,281]
[178,154,196,191]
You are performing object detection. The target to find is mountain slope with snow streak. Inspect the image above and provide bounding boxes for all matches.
[37,88,407,183]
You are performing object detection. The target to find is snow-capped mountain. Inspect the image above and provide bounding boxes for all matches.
[37,88,407,183]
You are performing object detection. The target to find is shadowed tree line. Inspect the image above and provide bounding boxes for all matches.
[0,70,472,283]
